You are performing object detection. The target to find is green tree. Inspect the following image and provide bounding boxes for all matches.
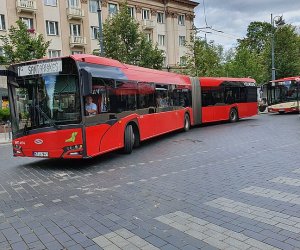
[268,24,300,79]
[182,35,225,76]
[228,20,300,83]
[103,2,163,69]
[224,46,268,84]
[0,20,50,63]
[238,21,273,54]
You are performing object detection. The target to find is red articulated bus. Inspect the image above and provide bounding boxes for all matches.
[6,55,257,159]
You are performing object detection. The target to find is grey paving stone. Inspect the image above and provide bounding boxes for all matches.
[1,115,300,250]
[263,238,294,250]
[145,235,168,248]
[85,245,103,250]
[37,233,56,244]
[22,233,39,244]
[43,240,63,250]
[11,241,28,250]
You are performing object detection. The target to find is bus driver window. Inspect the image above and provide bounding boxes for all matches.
[85,95,97,116]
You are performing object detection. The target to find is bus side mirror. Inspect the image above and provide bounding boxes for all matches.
[81,69,92,96]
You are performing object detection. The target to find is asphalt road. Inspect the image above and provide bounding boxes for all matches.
[0,113,300,250]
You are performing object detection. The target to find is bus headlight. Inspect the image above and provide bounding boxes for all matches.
[64,144,83,152]
[13,144,24,156]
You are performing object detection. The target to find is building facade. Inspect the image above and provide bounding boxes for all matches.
[0,0,198,67]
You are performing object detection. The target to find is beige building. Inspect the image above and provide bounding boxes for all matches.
[0,0,198,66]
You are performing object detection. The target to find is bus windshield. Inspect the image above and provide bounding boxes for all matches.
[268,80,299,105]
[10,74,81,135]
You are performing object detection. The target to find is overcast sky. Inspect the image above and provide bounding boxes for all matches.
[193,0,300,50]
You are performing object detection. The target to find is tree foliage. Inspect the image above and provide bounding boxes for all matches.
[181,35,225,76]
[0,20,50,63]
[225,20,300,84]
[181,19,300,84]
[103,2,163,69]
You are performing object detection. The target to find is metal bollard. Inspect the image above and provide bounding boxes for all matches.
[3,124,7,140]
[8,121,11,140]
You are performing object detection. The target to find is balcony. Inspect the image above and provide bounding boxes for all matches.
[70,36,87,47]
[140,20,155,30]
[67,8,85,20]
[16,0,37,13]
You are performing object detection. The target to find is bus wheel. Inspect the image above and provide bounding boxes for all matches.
[133,125,140,148]
[124,125,134,154]
[229,108,239,123]
[184,113,191,132]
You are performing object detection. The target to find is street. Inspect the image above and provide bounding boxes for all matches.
[0,113,300,250]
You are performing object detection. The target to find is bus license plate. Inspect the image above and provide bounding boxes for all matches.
[33,152,49,157]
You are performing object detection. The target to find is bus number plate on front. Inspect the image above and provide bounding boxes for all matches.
[33,152,49,157]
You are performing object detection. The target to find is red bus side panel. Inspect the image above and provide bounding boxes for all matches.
[202,107,215,123]
[237,102,257,118]
[202,103,257,123]
[154,110,184,135]
[213,106,231,121]
[85,124,111,157]
[138,114,155,140]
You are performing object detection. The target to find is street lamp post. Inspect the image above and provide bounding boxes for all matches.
[97,0,104,56]
[271,14,283,82]
[271,14,275,82]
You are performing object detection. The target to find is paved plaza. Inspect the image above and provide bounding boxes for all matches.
[0,113,300,249]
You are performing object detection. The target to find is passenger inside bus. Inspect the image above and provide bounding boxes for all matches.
[85,95,98,116]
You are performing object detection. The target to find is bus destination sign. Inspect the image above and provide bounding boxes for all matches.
[17,60,62,77]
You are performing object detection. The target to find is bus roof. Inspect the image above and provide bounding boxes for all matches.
[71,54,191,86]
[270,76,300,83]
[199,77,256,87]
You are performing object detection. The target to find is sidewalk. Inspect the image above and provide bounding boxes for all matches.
[0,132,11,144]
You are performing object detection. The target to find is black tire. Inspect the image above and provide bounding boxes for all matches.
[279,111,285,114]
[183,113,191,132]
[133,127,140,148]
[229,108,239,123]
[124,125,134,154]
[259,105,267,112]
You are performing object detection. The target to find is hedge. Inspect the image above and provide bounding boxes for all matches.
[0,108,10,122]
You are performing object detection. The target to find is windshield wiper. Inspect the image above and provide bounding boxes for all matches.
[35,105,60,130]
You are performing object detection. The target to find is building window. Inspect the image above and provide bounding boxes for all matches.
[71,51,82,55]
[180,56,186,65]
[69,0,79,8]
[142,9,150,20]
[44,0,57,6]
[179,36,185,46]
[0,15,5,30]
[178,14,185,26]
[48,50,61,58]
[89,0,97,13]
[70,24,81,36]
[157,12,164,24]
[91,26,99,39]
[145,33,151,42]
[20,17,34,29]
[158,34,165,46]
[46,21,59,35]
[128,6,135,18]
[108,3,118,17]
